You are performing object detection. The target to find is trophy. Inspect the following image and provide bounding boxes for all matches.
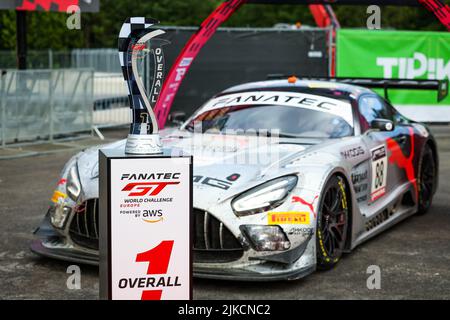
[99,17,192,300]
[118,17,169,154]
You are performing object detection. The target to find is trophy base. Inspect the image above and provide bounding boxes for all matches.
[125,134,162,154]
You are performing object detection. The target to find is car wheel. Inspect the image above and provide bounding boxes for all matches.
[316,175,349,270]
[417,144,436,215]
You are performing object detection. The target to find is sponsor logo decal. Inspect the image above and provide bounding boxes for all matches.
[370,145,388,201]
[291,195,319,218]
[287,227,314,237]
[351,167,369,202]
[341,145,365,160]
[193,175,233,190]
[201,91,354,126]
[51,190,67,203]
[268,212,310,225]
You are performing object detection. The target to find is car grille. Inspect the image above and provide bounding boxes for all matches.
[69,199,99,250]
[193,209,243,263]
[69,201,244,263]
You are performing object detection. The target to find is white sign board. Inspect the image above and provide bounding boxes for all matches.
[101,153,192,300]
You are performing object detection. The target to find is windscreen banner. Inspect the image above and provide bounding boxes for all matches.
[336,29,450,122]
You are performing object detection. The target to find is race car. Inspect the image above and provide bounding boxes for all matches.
[31,76,444,280]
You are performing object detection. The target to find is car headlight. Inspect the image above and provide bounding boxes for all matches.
[66,165,81,201]
[240,225,290,251]
[49,205,72,229]
[232,175,298,216]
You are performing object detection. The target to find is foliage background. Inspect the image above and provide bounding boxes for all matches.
[0,0,448,50]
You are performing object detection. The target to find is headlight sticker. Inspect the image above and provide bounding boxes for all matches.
[51,190,67,203]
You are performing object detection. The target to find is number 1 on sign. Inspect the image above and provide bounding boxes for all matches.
[136,240,174,300]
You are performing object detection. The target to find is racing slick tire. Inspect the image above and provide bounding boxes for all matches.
[316,175,349,270]
[417,143,437,215]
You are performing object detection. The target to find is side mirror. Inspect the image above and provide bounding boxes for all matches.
[168,111,186,126]
[370,119,394,132]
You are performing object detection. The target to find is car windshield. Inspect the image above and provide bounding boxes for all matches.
[184,91,354,138]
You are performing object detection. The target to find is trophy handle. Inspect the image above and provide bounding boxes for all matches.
[118,17,168,154]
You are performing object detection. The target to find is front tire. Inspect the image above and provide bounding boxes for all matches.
[316,175,349,270]
[417,144,436,215]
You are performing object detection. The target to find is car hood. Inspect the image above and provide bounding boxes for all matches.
[75,130,320,205]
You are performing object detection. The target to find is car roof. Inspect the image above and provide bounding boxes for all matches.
[219,78,375,101]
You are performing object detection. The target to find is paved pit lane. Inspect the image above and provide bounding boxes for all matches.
[1,127,450,299]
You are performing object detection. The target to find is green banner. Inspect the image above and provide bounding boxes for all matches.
[336,29,450,105]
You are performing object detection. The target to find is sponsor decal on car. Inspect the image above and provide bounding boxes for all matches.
[291,195,318,218]
[193,173,240,190]
[201,91,354,126]
[370,145,388,201]
[341,145,366,160]
[268,212,310,225]
[51,190,67,203]
[287,227,314,237]
[351,166,369,202]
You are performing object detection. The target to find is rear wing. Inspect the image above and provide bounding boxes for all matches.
[266,75,449,102]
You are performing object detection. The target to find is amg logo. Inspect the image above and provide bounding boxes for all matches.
[121,173,180,180]
[193,175,232,190]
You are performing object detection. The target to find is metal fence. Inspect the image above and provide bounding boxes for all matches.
[72,49,121,73]
[92,72,130,127]
[0,49,120,72]
[0,69,94,146]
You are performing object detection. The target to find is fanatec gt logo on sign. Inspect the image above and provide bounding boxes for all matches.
[120,172,180,196]
[119,173,181,223]
[121,182,180,197]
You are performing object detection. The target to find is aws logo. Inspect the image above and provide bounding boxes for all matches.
[142,209,164,223]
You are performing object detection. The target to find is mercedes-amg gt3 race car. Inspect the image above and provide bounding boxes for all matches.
[31,76,443,280]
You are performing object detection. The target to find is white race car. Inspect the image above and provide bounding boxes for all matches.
[31,76,441,280]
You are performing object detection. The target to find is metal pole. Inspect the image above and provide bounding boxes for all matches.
[48,49,53,69]
[328,27,333,77]
[16,10,27,70]
[1,71,6,148]
[49,71,54,142]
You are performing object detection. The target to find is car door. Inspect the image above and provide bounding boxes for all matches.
[357,94,410,210]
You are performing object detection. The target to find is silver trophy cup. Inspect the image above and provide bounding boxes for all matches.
[118,17,169,154]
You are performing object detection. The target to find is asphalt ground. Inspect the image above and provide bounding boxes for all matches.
[1,126,450,300]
